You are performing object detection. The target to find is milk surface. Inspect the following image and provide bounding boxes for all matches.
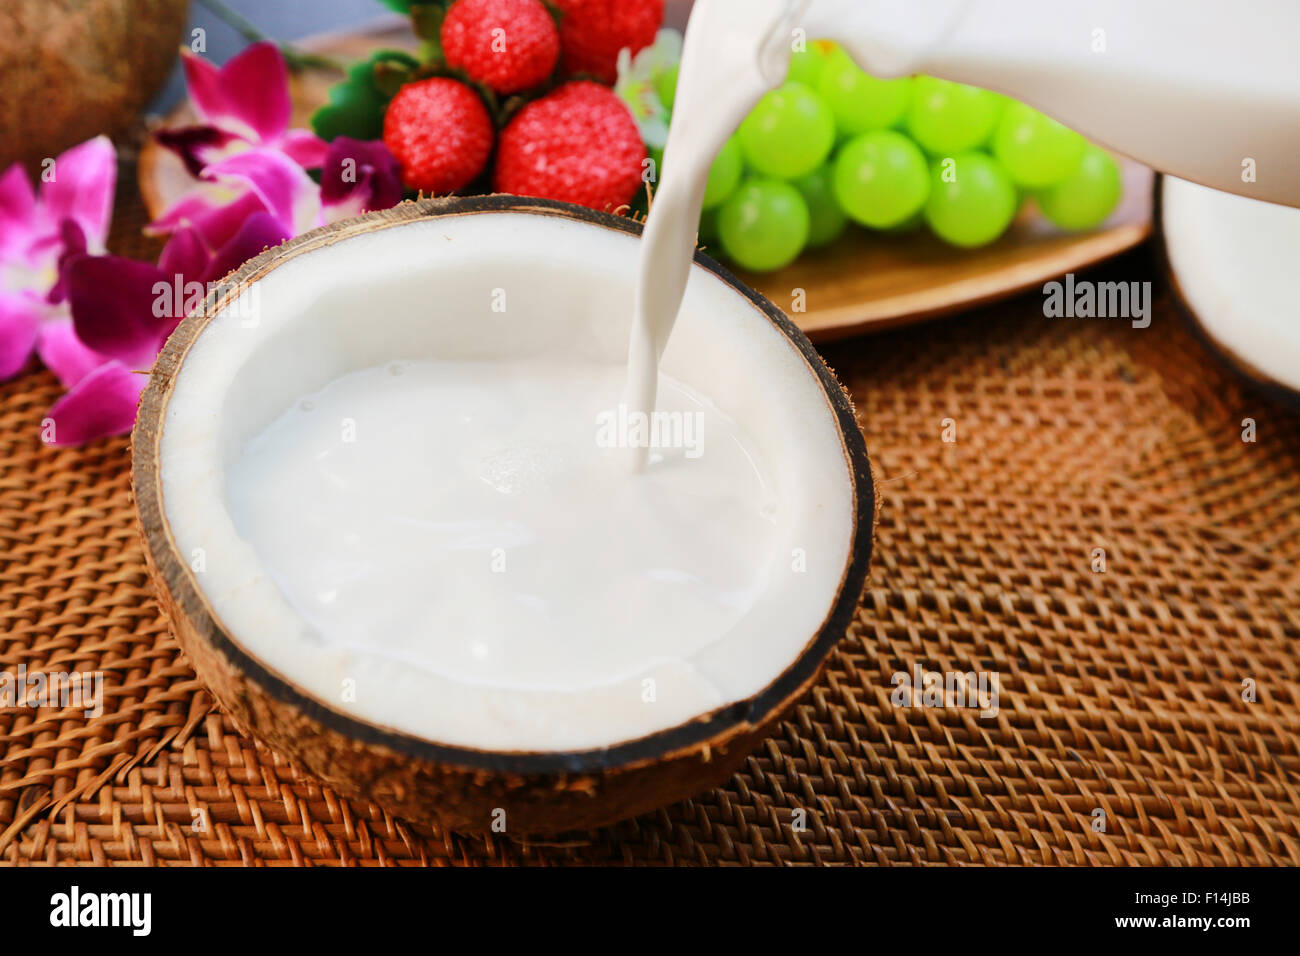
[227,357,780,692]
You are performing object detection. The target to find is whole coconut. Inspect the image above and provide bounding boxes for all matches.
[0,0,188,170]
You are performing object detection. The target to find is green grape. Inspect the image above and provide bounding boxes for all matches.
[717,178,810,272]
[786,39,840,89]
[831,130,930,228]
[654,64,679,110]
[922,151,1017,248]
[702,136,744,209]
[817,49,912,135]
[991,102,1087,188]
[793,165,847,247]
[737,82,835,180]
[904,77,1003,155]
[1035,144,1121,231]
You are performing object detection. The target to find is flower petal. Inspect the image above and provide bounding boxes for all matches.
[220,42,293,142]
[0,163,38,258]
[0,291,43,379]
[148,184,241,236]
[155,124,244,179]
[184,42,291,144]
[157,225,212,284]
[44,219,88,304]
[39,136,117,249]
[320,138,403,220]
[201,211,290,283]
[181,48,234,128]
[65,254,173,367]
[35,315,107,388]
[149,186,268,250]
[322,191,367,224]
[44,360,145,445]
[280,129,330,169]
[203,148,321,235]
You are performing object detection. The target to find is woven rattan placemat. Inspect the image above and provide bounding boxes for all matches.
[2,162,1298,865]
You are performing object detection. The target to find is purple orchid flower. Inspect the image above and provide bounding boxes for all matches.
[202,147,324,236]
[0,44,406,447]
[150,139,403,244]
[320,138,404,222]
[148,146,323,247]
[157,42,328,179]
[46,213,291,446]
[0,132,293,444]
[0,136,115,382]
[0,135,170,446]
[149,44,404,246]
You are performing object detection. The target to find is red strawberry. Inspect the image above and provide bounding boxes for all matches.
[494,81,646,210]
[383,77,493,194]
[441,0,560,94]
[551,0,664,84]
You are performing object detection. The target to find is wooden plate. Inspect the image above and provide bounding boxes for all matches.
[139,17,1153,342]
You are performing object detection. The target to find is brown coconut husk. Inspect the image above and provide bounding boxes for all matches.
[0,0,189,170]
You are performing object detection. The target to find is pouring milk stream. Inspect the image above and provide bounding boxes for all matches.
[627,0,1300,470]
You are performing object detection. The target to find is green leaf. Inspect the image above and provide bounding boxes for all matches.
[379,0,449,13]
[311,50,419,142]
[409,3,447,42]
[377,1,450,35]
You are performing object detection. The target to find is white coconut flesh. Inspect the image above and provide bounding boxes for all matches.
[158,212,856,752]
[1162,176,1300,391]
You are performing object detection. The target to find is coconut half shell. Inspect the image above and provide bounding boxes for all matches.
[132,197,876,834]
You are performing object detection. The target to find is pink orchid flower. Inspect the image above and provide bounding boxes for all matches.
[0,136,115,383]
[147,146,323,248]
[0,135,164,445]
[149,140,402,243]
[0,43,405,447]
[157,42,328,178]
[0,133,296,445]
[319,138,404,222]
[48,213,291,446]
[150,43,403,244]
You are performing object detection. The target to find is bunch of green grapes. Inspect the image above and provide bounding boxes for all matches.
[659,41,1123,273]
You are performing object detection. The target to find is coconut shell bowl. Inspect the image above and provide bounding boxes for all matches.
[132,196,875,834]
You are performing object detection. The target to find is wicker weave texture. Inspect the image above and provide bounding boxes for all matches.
[1,170,1298,865]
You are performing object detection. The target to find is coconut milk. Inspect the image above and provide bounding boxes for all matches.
[226,356,781,693]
